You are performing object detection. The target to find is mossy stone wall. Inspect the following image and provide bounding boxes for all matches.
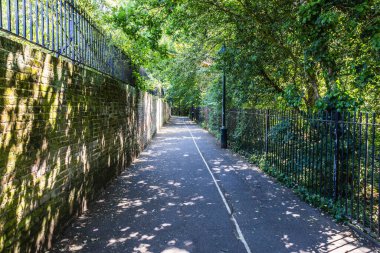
[0,36,169,252]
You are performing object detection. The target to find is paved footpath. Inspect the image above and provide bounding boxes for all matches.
[50,117,379,253]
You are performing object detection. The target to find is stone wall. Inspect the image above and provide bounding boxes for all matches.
[137,92,171,149]
[0,36,170,252]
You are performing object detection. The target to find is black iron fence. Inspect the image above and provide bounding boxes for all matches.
[0,0,133,83]
[197,108,380,238]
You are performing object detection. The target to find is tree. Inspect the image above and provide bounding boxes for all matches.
[106,0,379,112]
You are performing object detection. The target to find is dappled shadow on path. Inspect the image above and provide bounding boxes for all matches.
[49,119,244,253]
[190,118,377,253]
[50,118,377,253]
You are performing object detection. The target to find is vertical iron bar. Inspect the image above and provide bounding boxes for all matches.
[298,112,302,186]
[0,0,3,29]
[307,112,312,189]
[75,0,78,60]
[363,113,369,227]
[305,112,312,190]
[64,0,67,56]
[51,0,58,53]
[81,12,86,63]
[261,111,264,157]
[221,65,227,148]
[46,0,49,48]
[271,111,277,167]
[305,113,309,187]
[285,111,290,176]
[278,111,281,172]
[273,112,276,167]
[299,112,303,184]
[77,0,80,61]
[52,0,55,51]
[66,0,69,54]
[270,112,273,166]
[41,0,44,46]
[303,112,310,190]
[295,112,299,185]
[15,0,19,35]
[85,14,88,65]
[272,112,275,166]
[86,16,89,65]
[99,33,101,70]
[312,112,316,191]
[272,112,275,167]
[60,0,62,53]
[81,11,84,62]
[314,112,319,192]
[319,112,323,194]
[341,112,345,209]
[77,4,80,62]
[281,111,285,174]
[74,0,77,60]
[79,12,82,62]
[99,29,101,69]
[100,25,103,69]
[70,0,74,60]
[357,113,363,221]
[351,112,357,218]
[56,0,59,53]
[306,112,313,190]
[333,111,339,200]
[35,0,38,44]
[275,111,278,168]
[279,111,282,171]
[98,30,102,69]
[92,26,95,67]
[22,0,26,37]
[291,112,298,183]
[291,111,295,183]
[269,111,272,165]
[112,48,115,76]
[265,109,269,158]
[345,112,350,215]
[369,113,375,231]
[94,28,97,68]
[29,0,33,40]
[7,0,11,31]
[81,8,86,63]
[317,112,322,194]
[329,111,334,198]
[378,139,380,237]
[100,33,102,70]
[102,35,105,70]
[324,112,329,195]
[91,22,95,68]
[260,110,265,157]
[310,113,318,192]
[79,12,85,64]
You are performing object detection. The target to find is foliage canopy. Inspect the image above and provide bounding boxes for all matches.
[86,0,380,113]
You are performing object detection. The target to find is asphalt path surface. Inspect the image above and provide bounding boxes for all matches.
[50,117,379,253]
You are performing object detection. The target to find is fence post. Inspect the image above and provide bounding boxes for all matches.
[265,109,269,158]
[333,111,340,200]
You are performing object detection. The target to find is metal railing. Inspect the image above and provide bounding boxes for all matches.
[197,108,380,238]
[0,0,133,83]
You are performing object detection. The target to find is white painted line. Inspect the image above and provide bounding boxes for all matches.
[184,119,253,253]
